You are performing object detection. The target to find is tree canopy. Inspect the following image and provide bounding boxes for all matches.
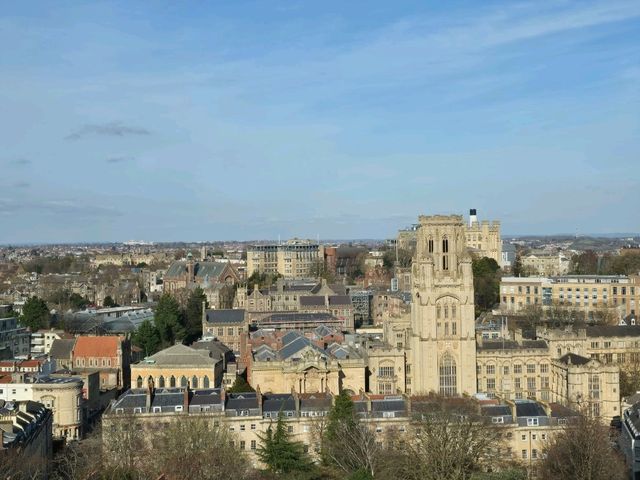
[257,412,312,475]
[20,296,50,331]
[472,257,501,313]
[184,287,207,343]
[227,375,255,393]
[154,293,185,346]
[132,319,162,357]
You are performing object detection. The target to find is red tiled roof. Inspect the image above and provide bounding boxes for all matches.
[0,375,12,384]
[73,336,120,358]
[19,359,42,368]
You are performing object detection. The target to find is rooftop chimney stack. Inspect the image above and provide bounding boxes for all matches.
[469,208,478,227]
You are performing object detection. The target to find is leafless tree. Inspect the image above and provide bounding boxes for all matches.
[381,397,508,480]
[149,417,251,480]
[538,413,626,480]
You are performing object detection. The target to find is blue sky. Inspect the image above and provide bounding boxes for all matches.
[1,0,639,243]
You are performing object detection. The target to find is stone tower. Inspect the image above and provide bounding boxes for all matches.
[408,215,477,396]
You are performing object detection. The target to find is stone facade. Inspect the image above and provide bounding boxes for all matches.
[246,239,324,279]
[408,215,478,396]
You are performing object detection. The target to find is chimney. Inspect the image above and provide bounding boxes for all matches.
[256,385,263,416]
[183,384,189,412]
[469,208,478,227]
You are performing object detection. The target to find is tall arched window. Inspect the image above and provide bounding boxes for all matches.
[170,376,176,388]
[136,376,143,388]
[442,237,449,253]
[428,237,434,253]
[158,376,165,388]
[180,376,188,388]
[192,376,198,389]
[443,256,449,270]
[439,353,457,396]
[203,376,210,388]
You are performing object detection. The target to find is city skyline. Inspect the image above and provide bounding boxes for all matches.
[1,0,639,243]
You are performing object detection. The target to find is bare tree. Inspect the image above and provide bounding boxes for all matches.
[539,413,626,480]
[382,397,509,480]
[150,417,251,480]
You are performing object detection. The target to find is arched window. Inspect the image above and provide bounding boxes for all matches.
[443,256,449,270]
[158,376,165,388]
[192,376,198,389]
[203,376,210,388]
[442,237,449,253]
[170,376,176,388]
[439,353,457,396]
[428,237,434,253]
[136,376,143,388]
[451,305,456,318]
[180,376,188,388]
[436,305,441,319]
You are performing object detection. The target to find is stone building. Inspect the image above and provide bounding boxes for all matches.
[163,255,240,293]
[103,388,577,469]
[202,309,249,352]
[0,375,84,441]
[0,400,53,470]
[521,252,570,276]
[408,214,478,396]
[71,336,131,391]
[131,344,221,390]
[500,274,640,318]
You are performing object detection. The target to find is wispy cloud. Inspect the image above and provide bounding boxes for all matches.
[0,198,121,218]
[106,156,134,164]
[6,158,31,166]
[65,121,150,140]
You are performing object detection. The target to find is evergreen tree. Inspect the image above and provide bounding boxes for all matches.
[326,391,357,442]
[154,294,185,346]
[257,412,311,474]
[103,295,117,308]
[511,254,523,277]
[184,287,207,343]
[20,296,50,331]
[133,319,162,356]
[227,375,255,393]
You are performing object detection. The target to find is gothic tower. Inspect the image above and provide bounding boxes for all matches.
[408,214,477,395]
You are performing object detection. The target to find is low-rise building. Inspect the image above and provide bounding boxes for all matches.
[0,400,53,471]
[131,344,221,390]
[0,374,84,441]
[71,335,131,391]
[0,317,30,360]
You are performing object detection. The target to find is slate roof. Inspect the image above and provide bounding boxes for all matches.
[300,296,325,307]
[279,336,326,360]
[478,340,548,351]
[226,392,259,411]
[557,353,591,366]
[260,312,337,323]
[548,403,579,418]
[165,261,230,279]
[190,339,231,360]
[142,344,216,367]
[299,393,332,410]
[482,405,512,417]
[204,309,245,324]
[49,339,76,360]
[586,325,640,338]
[262,393,296,412]
[515,401,547,418]
[189,388,223,407]
[371,398,406,414]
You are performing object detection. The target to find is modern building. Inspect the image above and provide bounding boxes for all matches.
[246,239,324,280]
[0,317,30,360]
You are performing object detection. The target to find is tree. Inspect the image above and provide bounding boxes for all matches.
[382,397,507,480]
[20,296,50,331]
[539,413,626,480]
[257,412,312,475]
[154,293,185,346]
[152,417,251,480]
[228,375,255,393]
[569,250,599,275]
[511,254,523,277]
[184,287,207,343]
[68,292,89,310]
[132,319,162,357]
[472,257,501,313]
[323,391,381,478]
[103,295,117,308]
